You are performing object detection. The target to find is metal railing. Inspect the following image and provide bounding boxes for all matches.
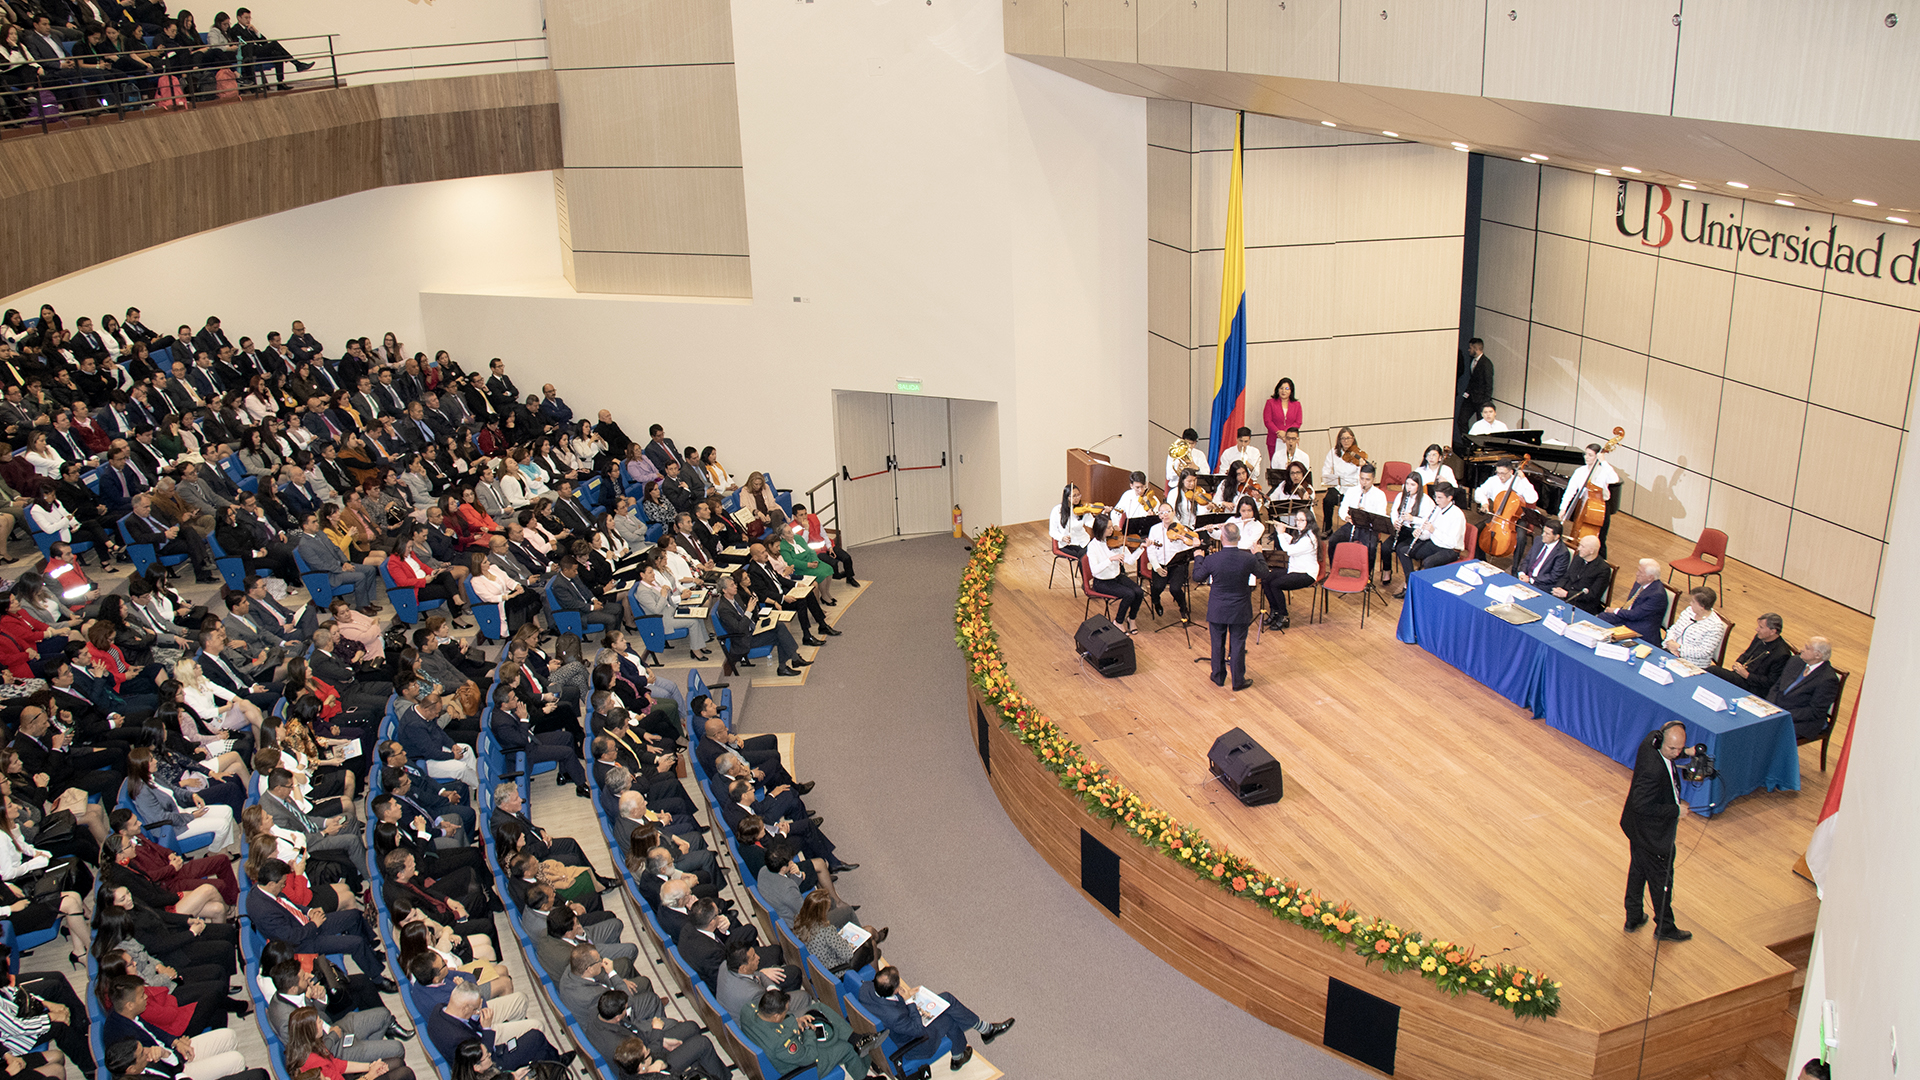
[806,473,841,540]
[1,33,547,138]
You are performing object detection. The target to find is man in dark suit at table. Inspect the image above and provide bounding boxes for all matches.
[1551,534,1609,614]
[1512,520,1570,592]
[1765,637,1841,739]
[1706,613,1794,695]
[1190,523,1272,692]
[1620,720,1693,942]
[1598,558,1665,640]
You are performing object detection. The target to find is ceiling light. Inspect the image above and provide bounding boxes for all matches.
[1527,153,1549,161]
[1620,167,1642,174]
[1595,168,1612,176]
[1451,141,1469,149]
[1381,130,1398,137]
[1889,216,1910,224]
[1853,199,1879,206]
[1321,120,1336,127]
[1727,181,1749,189]
[1775,199,1795,206]
[1677,183,1697,190]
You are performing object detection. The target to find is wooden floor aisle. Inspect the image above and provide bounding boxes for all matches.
[989,514,1867,1047]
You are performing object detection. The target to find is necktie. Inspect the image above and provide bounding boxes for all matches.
[1785,665,1813,693]
[277,893,309,925]
[127,458,147,485]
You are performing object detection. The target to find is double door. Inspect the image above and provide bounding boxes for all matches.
[833,391,953,546]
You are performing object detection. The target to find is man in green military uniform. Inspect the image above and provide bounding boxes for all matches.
[738,989,878,1078]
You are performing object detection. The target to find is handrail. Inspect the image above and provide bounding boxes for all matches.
[1,33,547,139]
[806,473,840,540]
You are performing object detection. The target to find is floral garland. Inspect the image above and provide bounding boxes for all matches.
[956,525,1562,1019]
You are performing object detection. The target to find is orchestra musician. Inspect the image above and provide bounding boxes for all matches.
[1474,459,1537,513]
[1513,520,1571,591]
[1048,483,1092,557]
[1274,460,1313,507]
[1262,509,1318,631]
[1111,471,1159,524]
[1387,474,1434,582]
[1164,430,1207,491]
[1214,460,1262,510]
[1320,427,1364,533]
[1216,426,1263,479]
[1208,496,1265,550]
[1413,444,1457,491]
[1085,514,1145,633]
[1558,443,1622,555]
[1328,462,1386,578]
[1392,483,1467,592]
[1273,427,1310,484]
[1467,403,1509,436]
[1144,503,1199,622]
[1169,470,1208,528]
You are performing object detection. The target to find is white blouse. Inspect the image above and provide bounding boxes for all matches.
[1322,451,1362,493]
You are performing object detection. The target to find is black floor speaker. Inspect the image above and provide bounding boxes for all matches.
[1209,726,1283,805]
[1075,616,1135,678]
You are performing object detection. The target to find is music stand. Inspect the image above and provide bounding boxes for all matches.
[1154,545,1201,649]
[1343,508,1396,598]
[1124,516,1155,542]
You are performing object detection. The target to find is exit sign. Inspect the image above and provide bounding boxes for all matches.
[895,379,922,393]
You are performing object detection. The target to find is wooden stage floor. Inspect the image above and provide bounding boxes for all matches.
[991,515,1865,1067]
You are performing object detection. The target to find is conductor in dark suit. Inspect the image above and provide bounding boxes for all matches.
[1765,637,1841,739]
[1512,521,1570,592]
[1620,721,1693,942]
[1189,524,1272,692]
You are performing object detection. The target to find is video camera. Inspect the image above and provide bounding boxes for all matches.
[1679,744,1717,783]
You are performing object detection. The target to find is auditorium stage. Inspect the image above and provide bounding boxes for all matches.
[973,518,1860,1080]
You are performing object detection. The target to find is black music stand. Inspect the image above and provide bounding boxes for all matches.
[1124,516,1155,542]
[1340,508,1396,599]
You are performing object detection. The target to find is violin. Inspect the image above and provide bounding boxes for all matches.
[1072,502,1108,516]
[1342,443,1369,466]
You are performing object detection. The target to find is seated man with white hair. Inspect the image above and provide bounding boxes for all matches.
[1598,558,1666,641]
[425,982,571,1072]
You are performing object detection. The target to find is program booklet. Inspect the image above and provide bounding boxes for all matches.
[910,988,950,1020]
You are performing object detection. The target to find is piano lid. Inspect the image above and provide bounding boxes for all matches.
[1459,432,1586,469]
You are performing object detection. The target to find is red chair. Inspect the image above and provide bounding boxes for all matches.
[1453,521,1480,564]
[1668,528,1727,592]
[1320,541,1374,626]
[1379,460,1412,492]
[1078,554,1125,622]
[1049,537,1080,595]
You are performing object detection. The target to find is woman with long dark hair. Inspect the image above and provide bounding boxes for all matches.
[1262,376,1302,458]
[285,1004,411,1080]
[1048,483,1091,556]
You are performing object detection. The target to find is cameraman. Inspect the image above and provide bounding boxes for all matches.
[1619,721,1694,942]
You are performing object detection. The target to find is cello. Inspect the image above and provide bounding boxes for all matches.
[1566,426,1627,544]
[1477,454,1531,558]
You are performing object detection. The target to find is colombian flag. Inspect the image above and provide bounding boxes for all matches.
[1208,113,1248,472]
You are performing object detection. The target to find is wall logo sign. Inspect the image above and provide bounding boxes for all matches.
[1614,178,1920,283]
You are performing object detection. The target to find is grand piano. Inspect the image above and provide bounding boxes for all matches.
[1456,430,1617,528]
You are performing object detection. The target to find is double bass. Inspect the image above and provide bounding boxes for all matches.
[1566,427,1627,543]
[1477,454,1531,558]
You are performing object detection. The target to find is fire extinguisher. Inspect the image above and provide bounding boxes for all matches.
[952,504,964,538]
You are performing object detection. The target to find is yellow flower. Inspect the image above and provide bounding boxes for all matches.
[1419,956,1436,972]
[1436,965,1448,977]
[1404,942,1421,958]
[1504,987,1520,1003]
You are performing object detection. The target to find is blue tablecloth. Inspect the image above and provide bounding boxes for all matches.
[1396,564,1800,814]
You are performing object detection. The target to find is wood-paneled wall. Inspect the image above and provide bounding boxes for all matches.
[1148,101,1466,472]
[546,0,751,298]
[1475,158,1911,613]
[0,72,560,300]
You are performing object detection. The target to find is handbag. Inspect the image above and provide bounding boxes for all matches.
[28,811,74,849]
[29,855,92,898]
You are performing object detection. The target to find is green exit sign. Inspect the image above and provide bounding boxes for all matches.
[895,379,922,393]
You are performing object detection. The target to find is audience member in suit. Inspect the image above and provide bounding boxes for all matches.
[393,680,479,792]
[97,444,151,519]
[1550,534,1610,615]
[676,898,797,990]
[717,942,813,1022]
[694,708,803,791]
[1598,558,1667,642]
[102,979,251,1080]
[292,511,383,608]
[244,859,394,988]
[582,986,727,1079]
[1706,613,1795,696]
[1766,637,1842,739]
[530,903,635,979]
[554,943,666,1037]
[1512,521,1571,592]
[756,840,854,928]
[856,965,1014,1076]
[489,785,613,884]
[263,960,410,1064]
[1619,722,1693,942]
[744,544,837,647]
[424,984,566,1073]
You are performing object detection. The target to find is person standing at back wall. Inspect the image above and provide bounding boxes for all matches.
[1455,338,1493,445]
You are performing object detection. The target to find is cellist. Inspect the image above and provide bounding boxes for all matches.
[1558,443,1621,555]
[1474,459,1537,516]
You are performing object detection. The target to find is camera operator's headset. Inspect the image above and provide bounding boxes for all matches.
[1649,720,1687,750]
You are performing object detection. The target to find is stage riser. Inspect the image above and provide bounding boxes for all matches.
[970,684,1793,1080]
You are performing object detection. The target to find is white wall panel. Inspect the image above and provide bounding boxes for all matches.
[1243,245,1335,343]
[1147,146,1194,249]
[1149,242,1194,345]
[1337,0,1485,97]
[1648,259,1733,375]
[1536,167,1594,240]
[1712,383,1806,507]
[1783,511,1884,615]
[1531,231,1591,334]
[1476,222,1536,321]
[1705,481,1791,579]
[1225,0,1339,80]
[1148,333,1192,436]
[1723,275,1821,399]
[1136,0,1226,69]
[1524,324,1582,426]
[1479,156,1540,230]
[1064,0,1138,61]
[1332,238,1462,337]
[1795,405,1904,540]
[1482,0,1680,116]
[1474,307,1531,410]
[1809,294,1919,428]
[1576,340,1652,449]
[1582,243,1658,353]
[1731,203,1835,292]
[1632,458,1710,544]
[1334,144,1469,242]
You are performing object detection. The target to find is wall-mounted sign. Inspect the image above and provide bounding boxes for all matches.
[896,379,922,393]
[1615,178,1916,282]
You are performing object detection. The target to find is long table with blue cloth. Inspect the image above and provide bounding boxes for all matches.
[1394,561,1800,815]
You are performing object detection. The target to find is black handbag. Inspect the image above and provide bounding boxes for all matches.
[29,811,74,849]
[29,855,92,898]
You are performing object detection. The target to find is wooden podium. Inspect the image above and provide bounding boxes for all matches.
[1067,448,1134,508]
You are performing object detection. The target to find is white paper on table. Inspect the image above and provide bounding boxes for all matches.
[1737,695,1786,718]
[1639,661,1674,685]
[1432,578,1475,597]
[1663,657,1705,679]
[1506,583,1542,601]
[837,923,872,947]
[1455,566,1483,586]
[910,988,951,1020]
[1542,613,1568,636]
[1594,641,1632,661]
[1691,686,1729,712]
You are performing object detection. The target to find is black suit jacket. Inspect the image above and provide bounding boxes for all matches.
[1766,658,1841,739]
[1513,534,1570,591]
[1558,556,1610,613]
[1190,547,1271,626]
[1618,735,1682,850]
[1721,635,1793,696]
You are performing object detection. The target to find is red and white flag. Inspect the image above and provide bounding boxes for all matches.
[1802,686,1860,891]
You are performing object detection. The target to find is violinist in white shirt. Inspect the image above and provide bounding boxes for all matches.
[1168,470,1209,528]
[1084,515,1145,633]
[1048,484,1092,557]
[1109,472,1159,525]
[1413,444,1457,492]
[1143,503,1199,622]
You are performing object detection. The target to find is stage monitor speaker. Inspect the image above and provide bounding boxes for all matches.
[1323,977,1400,1074]
[1075,616,1135,678]
[1208,726,1282,806]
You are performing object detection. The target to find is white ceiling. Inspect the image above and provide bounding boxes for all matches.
[1021,55,1920,225]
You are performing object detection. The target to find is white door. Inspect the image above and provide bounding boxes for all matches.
[831,391,957,543]
[889,394,952,536]
[832,391,895,547]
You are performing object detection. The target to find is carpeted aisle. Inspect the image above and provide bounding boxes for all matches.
[745,533,1371,1080]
